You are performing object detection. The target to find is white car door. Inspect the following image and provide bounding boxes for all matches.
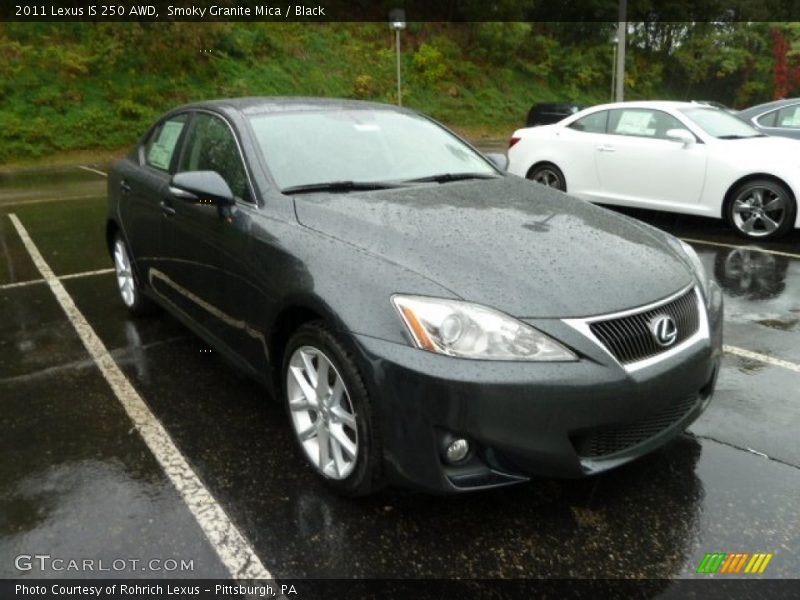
[594,108,708,210]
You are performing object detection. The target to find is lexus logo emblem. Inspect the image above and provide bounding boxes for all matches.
[650,315,678,347]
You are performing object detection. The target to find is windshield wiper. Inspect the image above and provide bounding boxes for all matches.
[281,181,404,195]
[403,172,501,184]
[717,134,767,139]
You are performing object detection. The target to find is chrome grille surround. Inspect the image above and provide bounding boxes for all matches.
[563,285,709,373]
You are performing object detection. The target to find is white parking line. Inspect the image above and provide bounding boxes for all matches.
[8,213,271,580]
[0,268,116,291]
[0,194,103,208]
[0,279,44,290]
[680,237,800,260]
[59,267,114,280]
[78,165,108,177]
[724,344,800,374]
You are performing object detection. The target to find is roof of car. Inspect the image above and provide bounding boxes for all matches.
[737,97,800,118]
[581,100,703,112]
[173,96,409,116]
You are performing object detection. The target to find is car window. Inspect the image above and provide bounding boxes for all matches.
[144,114,188,172]
[177,112,251,202]
[775,105,800,128]
[568,111,608,133]
[608,109,688,140]
[755,109,778,127]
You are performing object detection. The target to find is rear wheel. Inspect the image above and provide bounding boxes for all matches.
[283,321,383,496]
[112,234,158,316]
[526,162,566,191]
[726,179,795,240]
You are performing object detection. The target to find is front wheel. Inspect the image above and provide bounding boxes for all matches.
[283,322,383,496]
[526,162,566,191]
[726,179,796,240]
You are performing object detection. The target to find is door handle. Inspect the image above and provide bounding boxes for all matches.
[169,186,198,201]
[596,145,616,153]
[160,200,176,217]
[120,180,131,194]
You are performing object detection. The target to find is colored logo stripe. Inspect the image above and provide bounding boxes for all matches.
[745,553,773,574]
[697,552,773,574]
[697,553,726,573]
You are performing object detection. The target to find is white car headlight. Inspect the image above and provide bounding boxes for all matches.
[679,240,710,300]
[392,295,576,361]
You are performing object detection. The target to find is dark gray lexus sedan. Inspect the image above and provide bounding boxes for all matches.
[107,97,723,496]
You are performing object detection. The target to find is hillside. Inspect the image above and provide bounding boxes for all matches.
[0,22,615,164]
[0,21,789,166]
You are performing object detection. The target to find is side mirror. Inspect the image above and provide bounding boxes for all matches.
[665,129,696,148]
[170,171,234,207]
[486,152,509,171]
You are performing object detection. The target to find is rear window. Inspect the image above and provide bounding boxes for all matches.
[569,111,608,133]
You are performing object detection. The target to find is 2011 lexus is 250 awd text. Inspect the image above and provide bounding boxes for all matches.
[107,97,723,496]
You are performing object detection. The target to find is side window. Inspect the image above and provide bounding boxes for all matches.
[568,111,608,133]
[178,113,251,202]
[608,109,688,140]
[756,110,778,128]
[144,114,188,172]
[775,105,800,129]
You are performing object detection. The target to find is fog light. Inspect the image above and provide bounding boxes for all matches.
[445,438,470,463]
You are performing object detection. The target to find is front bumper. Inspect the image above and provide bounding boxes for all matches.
[349,283,723,494]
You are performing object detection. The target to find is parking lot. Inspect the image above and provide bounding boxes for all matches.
[1,160,799,584]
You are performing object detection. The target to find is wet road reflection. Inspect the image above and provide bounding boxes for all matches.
[0,336,227,579]
[707,246,800,331]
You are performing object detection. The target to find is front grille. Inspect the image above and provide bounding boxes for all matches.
[571,394,699,459]
[589,288,699,364]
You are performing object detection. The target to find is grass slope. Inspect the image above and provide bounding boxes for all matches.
[0,23,610,166]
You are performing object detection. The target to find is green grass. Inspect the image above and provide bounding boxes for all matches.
[0,23,610,166]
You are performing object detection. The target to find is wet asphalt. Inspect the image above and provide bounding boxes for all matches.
[0,163,798,584]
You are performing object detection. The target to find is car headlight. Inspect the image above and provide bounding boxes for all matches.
[392,295,576,361]
[679,240,710,301]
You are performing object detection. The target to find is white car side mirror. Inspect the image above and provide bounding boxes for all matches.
[665,129,696,148]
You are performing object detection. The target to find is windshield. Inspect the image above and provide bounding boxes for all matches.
[248,109,497,190]
[679,107,763,138]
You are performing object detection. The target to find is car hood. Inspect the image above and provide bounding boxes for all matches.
[293,177,694,318]
[714,135,800,161]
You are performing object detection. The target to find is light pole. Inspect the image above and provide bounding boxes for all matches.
[615,0,627,102]
[389,9,406,106]
[610,32,618,102]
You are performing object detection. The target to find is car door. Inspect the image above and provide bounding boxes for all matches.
[552,109,609,200]
[593,108,707,209]
[116,113,189,276]
[154,111,268,376]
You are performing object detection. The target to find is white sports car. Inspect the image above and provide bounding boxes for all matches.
[507,101,800,240]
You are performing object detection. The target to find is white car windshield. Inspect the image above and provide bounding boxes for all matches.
[679,107,765,139]
[248,109,498,190]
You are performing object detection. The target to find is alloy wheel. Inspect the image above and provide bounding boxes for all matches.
[532,168,561,188]
[113,238,136,307]
[287,345,359,480]
[731,186,787,238]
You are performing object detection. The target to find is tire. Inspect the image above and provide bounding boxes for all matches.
[112,233,159,316]
[726,179,796,240]
[526,162,566,191]
[283,321,384,497]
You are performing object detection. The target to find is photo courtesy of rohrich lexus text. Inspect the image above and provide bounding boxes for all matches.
[1,1,799,599]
